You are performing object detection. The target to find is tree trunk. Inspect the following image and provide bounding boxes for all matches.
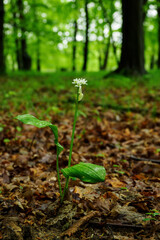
[11,0,21,70]
[82,0,89,71]
[157,0,160,68]
[150,55,155,69]
[0,0,5,74]
[17,0,31,70]
[101,36,111,70]
[72,20,78,71]
[98,0,119,69]
[117,0,145,75]
[37,37,40,71]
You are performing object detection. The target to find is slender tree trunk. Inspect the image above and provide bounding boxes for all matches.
[37,37,40,71]
[0,0,5,74]
[143,0,148,21]
[99,0,119,69]
[157,0,160,68]
[99,53,102,70]
[32,0,41,72]
[117,0,145,75]
[150,55,155,69]
[72,20,78,71]
[101,36,111,70]
[82,0,89,71]
[17,0,31,70]
[11,0,21,70]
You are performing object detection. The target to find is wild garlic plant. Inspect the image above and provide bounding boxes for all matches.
[16,78,106,203]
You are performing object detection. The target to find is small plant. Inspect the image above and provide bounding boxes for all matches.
[143,209,160,221]
[15,78,106,202]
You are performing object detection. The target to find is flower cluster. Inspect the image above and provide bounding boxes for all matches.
[72,78,87,87]
[72,78,87,101]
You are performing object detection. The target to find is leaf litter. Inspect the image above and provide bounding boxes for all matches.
[0,84,160,239]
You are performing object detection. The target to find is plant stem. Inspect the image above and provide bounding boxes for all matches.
[61,89,79,202]
[68,91,79,167]
[56,149,62,198]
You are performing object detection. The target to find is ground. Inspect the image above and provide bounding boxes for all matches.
[0,71,160,239]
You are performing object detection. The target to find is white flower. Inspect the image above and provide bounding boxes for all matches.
[72,78,87,87]
[72,78,87,101]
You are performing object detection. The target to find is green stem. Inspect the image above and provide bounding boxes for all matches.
[61,89,79,202]
[56,149,62,198]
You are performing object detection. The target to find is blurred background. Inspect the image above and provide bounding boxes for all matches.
[1,0,160,119]
[0,0,159,74]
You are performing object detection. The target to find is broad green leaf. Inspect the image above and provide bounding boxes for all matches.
[15,114,63,155]
[61,162,106,183]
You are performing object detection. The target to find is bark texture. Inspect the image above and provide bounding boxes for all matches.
[17,0,31,70]
[157,0,160,68]
[117,0,145,75]
[0,0,5,74]
[72,20,78,71]
[82,0,89,71]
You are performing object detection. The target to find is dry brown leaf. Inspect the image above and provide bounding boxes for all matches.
[95,196,113,212]
[6,222,23,240]
[107,177,126,188]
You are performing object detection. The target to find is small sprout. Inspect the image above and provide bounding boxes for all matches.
[3,138,10,143]
[95,153,105,158]
[152,212,160,216]
[144,210,160,221]
[143,218,151,222]
[113,164,120,168]
[77,110,87,118]
[115,170,125,175]
[16,126,22,132]
[121,159,128,163]
[121,187,128,190]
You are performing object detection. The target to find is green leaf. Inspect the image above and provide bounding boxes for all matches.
[4,138,10,143]
[115,170,125,175]
[143,218,151,222]
[61,162,106,183]
[113,164,120,168]
[152,212,160,216]
[15,114,63,156]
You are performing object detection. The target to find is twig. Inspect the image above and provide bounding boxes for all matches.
[95,103,148,114]
[89,220,144,229]
[129,155,160,164]
[61,211,99,237]
[28,132,37,152]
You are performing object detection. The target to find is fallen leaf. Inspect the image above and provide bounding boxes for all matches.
[107,177,126,188]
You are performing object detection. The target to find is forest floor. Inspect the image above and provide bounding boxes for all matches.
[0,71,160,239]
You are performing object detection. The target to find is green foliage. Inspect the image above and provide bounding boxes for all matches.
[15,114,63,155]
[143,209,160,221]
[61,162,106,183]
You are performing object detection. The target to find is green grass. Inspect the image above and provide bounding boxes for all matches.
[1,70,160,118]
